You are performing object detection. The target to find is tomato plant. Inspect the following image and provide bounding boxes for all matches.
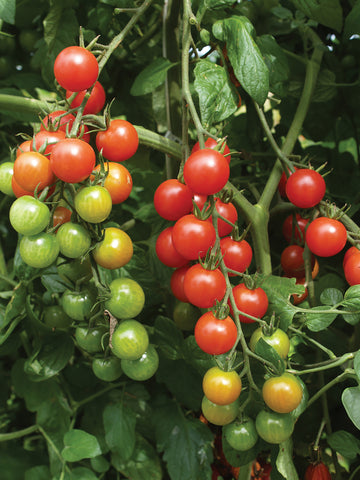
[172,301,199,331]
[170,264,191,302]
[282,213,309,244]
[304,462,332,480]
[61,289,95,321]
[14,151,55,192]
[201,396,240,426]
[202,366,242,405]
[19,232,59,268]
[155,226,188,268]
[220,236,253,275]
[93,162,133,204]
[43,305,72,330]
[211,198,238,237]
[191,137,231,163]
[54,46,99,91]
[56,222,91,258]
[75,325,107,353]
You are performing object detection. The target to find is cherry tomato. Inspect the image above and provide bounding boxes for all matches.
[61,289,95,321]
[194,311,237,355]
[183,149,230,195]
[211,198,238,237]
[93,227,133,270]
[183,263,226,308]
[155,227,188,268]
[304,462,331,480]
[33,130,66,155]
[305,217,347,257]
[262,372,303,413]
[74,186,112,223]
[291,277,309,305]
[92,356,123,382]
[255,410,294,444]
[202,366,242,405]
[11,176,33,198]
[66,80,106,114]
[192,193,208,211]
[220,237,253,275]
[249,327,290,359]
[278,166,297,198]
[105,278,145,319]
[154,179,193,221]
[19,232,59,269]
[54,46,99,91]
[281,245,309,278]
[343,245,360,269]
[121,344,159,381]
[170,265,191,302]
[173,301,199,331]
[43,305,72,330]
[282,213,309,244]
[9,195,50,236]
[285,169,326,208]
[191,137,231,164]
[0,162,14,196]
[111,319,149,360]
[230,284,268,323]
[92,162,133,204]
[172,214,216,260]
[52,206,72,229]
[40,110,76,133]
[75,325,107,354]
[201,395,240,426]
[50,138,96,183]
[16,140,32,157]
[56,222,91,258]
[14,151,55,192]
[96,119,139,162]
[343,251,360,285]
[223,417,258,451]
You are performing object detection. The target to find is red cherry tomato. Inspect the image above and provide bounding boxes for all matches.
[66,80,106,114]
[16,140,32,157]
[220,237,253,275]
[343,245,360,268]
[278,166,297,198]
[211,198,238,237]
[154,179,193,221]
[285,169,326,208]
[52,206,72,229]
[304,462,331,480]
[92,162,133,204]
[192,193,208,211]
[155,227,188,268]
[305,217,347,257]
[50,138,96,183]
[281,244,313,278]
[54,46,99,91]
[191,137,231,164]
[230,283,268,323]
[170,265,191,302]
[195,311,237,355]
[172,214,216,260]
[40,110,76,133]
[96,119,139,162]
[344,251,360,285]
[183,263,226,308]
[13,151,55,192]
[282,213,309,244]
[33,130,66,155]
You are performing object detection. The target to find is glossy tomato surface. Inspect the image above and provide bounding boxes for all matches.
[62,289,95,321]
[202,366,242,405]
[172,214,216,260]
[14,151,55,192]
[154,178,193,221]
[66,80,106,114]
[92,356,123,382]
[93,227,133,270]
[220,237,253,275]
[96,119,139,162]
[93,162,133,204]
[306,217,347,257]
[56,222,91,259]
[54,46,99,91]
[75,325,107,354]
[155,226,188,268]
[223,417,258,451]
[9,196,50,236]
[194,311,237,355]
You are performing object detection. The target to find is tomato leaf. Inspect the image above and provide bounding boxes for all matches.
[289,0,342,32]
[212,16,269,105]
[1,282,26,329]
[43,3,78,52]
[193,60,238,127]
[256,34,289,97]
[154,400,213,480]
[111,433,162,480]
[131,58,175,96]
[342,386,360,430]
[90,456,110,474]
[276,438,299,480]
[327,430,360,460]
[24,466,51,480]
[103,403,136,460]
[183,336,217,376]
[153,315,184,360]
[61,429,101,462]
[344,0,360,40]
[354,350,360,382]
[254,337,285,375]
[320,288,343,306]
[0,0,15,24]
[305,306,338,332]
[63,467,99,480]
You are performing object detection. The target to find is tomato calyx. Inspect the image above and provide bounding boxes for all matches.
[192,194,213,221]
[199,246,224,271]
[212,301,231,321]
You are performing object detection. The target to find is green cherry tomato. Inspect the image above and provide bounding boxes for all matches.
[223,417,258,451]
[92,356,123,382]
[19,232,59,268]
[249,327,290,359]
[105,278,145,319]
[0,162,15,196]
[173,301,200,331]
[201,395,240,426]
[56,221,91,258]
[111,319,149,360]
[62,289,95,321]
[255,410,294,444]
[74,185,112,223]
[10,196,50,236]
[43,305,72,329]
[121,344,159,381]
[75,325,108,353]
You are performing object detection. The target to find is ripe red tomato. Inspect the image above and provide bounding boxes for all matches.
[343,245,360,269]
[170,265,191,302]
[282,213,309,244]
[285,169,326,208]
[278,166,297,198]
[74,186,112,223]
[344,251,360,285]
[305,217,347,257]
[33,129,66,155]
[154,179,193,221]
[211,198,238,237]
[183,263,226,308]
[220,237,253,275]
[96,119,139,162]
[66,80,106,114]
[230,284,268,323]
[192,193,208,211]
[281,245,308,278]
[172,214,216,260]
[191,137,231,164]
[54,46,99,91]
[304,462,331,480]
[13,151,55,192]
[194,311,237,355]
[202,366,242,405]
[155,227,188,268]
[262,372,303,413]
[183,149,230,195]
[40,110,76,133]
[16,140,32,157]
[92,162,133,204]
[93,227,133,270]
[50,138,96,183]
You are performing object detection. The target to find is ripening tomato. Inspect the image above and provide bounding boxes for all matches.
[50,138,96,183]
[191,137,231,163]
[262,372,303,413]
[54,46,99,91]
[155,227,188,268]
[11,176,33,198]
[172,214,216,260]
[74,186,112,223]
[202,366,242,405]
[230,284,268,323]
[183,149,230,195]
[249,327,290,359]
[183,263,226,308]
[304,462,331,480]
[16,140,32,157]
[291,277,309,305]
[282,213,309,244]
[220,237,253,275]
[92,162,133,204]
[52,206,72,228]
[285,169,326,208]
[170,264,191,302]
[195,311,237,355]
[154,179,193,221]
[255,410,294,444]
[305,217,347,257]
[14,151,55,192]
[96,119,139,162]
[223,417,258,451]
[66,80,106,114]
[201,395,240,426]
[93,227,133,270]
[210,198,238,237]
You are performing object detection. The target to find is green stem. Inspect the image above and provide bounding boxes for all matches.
[288,353,354,375]
[307,370,354,407]
[73,381,124,410]
[0,424,38,442]
[0,94,49,115]
[135,125,182,160]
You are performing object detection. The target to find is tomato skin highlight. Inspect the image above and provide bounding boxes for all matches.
[172,214,216,260]
[194,311,237,355]
[262,372,303,413]
[255,410,294,444]
[154,179,193,221]
[96,119,139,162]
[54,46,99,91]
[285,169,326,208]
[305,217,347,257]
[183,264,226,308]
[50,138,96,184]
[202,366,242,405]
[230,283,268,323]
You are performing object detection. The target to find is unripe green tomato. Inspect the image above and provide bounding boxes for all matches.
[111,319,149,360]
[223,417,258,451]
[43,305,72,329]
[199,29,210,44]
[0,162,15,196]
[249,327,290,359]
[19,232,59,269]
[92,356,123,382]
[105,278,145,319]
[61,289,95,321]
[56,222,91,258]
[10,196,50,236]
[173,301,199,331]
[201,395,240,426]
[121,344,159,381]
[75,325,108,353]
[0,35,16,55]
[255,410,294,444]
[18,29,41,52]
